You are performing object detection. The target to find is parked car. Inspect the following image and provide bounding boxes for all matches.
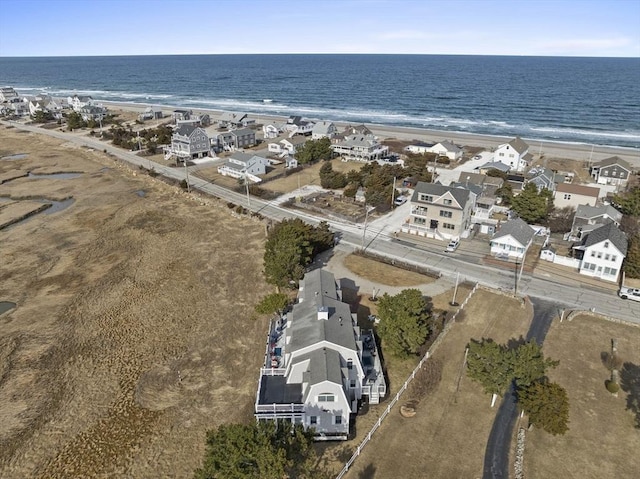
[618,286,640,302]
[473,155,482,160]
[445,239,460,252]
[394,195,408,206]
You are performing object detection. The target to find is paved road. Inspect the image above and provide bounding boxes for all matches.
[482,298,558,479]
[5,121,640,325]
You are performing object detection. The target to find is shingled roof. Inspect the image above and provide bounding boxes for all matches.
[582,222,628,255]
[492,217,535,246]
[411,181,474,209]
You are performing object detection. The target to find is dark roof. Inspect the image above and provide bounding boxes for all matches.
[257,375,303,405]
[582,222,628,255]
[507,136,529,154]
[175,124,197,136]
[492,217,535,246]
[480,161,510,173]
[555,183,599,197]
[411,181,473,209]
[595,156,632,171]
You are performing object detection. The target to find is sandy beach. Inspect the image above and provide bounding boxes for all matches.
[100,99,640,166]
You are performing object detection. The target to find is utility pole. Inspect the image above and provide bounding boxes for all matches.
[450,271,460,306]
[245,171,251,208]
[391,175,396,207]
[184,157,190,193]
[361,204,370,250]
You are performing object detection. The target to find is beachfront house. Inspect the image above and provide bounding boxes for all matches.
[138,106,164,121]
[0,87,19,103]
[426,141,463,161]
[262,123,281,139]
[218,111,251,129]
[404,141,435,155]
[164,124,210,161]
[9,101,30,117]
[568,204,622,241]
[490,218,535,260]
[268,137,306,157]
[254,269,386,440]
[590,156,632,188]
[285,116,315,136]
[312,121,338,140]
[331,134,389,162]
[478,161,511,175]
[28,96,63,119]
[217,152,269,183]
[213,128,257,152]
[68,95,93,111]
[494,137,532,173]
[553,183,600,209]
[401,182,475,241]
[572,222,627,283]
[79,105,108,122]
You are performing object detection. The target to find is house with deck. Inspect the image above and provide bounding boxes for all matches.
[28,96,63,119]
[527,166,556,193]
[490,218,535,260]
[138,106,164,121]
[214,128,256,152]
[568,204,622,241]
[427,140,463,161]
[331,134,389,162]
[590,156,632,188]
[163,124,210,161]
[217,152,269,182]
[268,137,306,157]
[262,123,281,139]
[312,121,338,140]
[219,111,254,129]
[79,104,108,122]
[254,269,386,440]
[0,87,19,103]
[494,137,532,172]
[401,182,475,241]
[68,95,93,111]
[285,116,315,136]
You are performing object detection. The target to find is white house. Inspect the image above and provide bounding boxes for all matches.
[427,140,463,161]
[331,134,389,162]
[28,97,63,119]
[268,137,306,156]
[572,222,627,282]
[490,217,535,260]
[494,137,532,172]
[262,123,280,139]
[0,87,19,103]
[312,121,338,140]
[553,183,600,209]
[68,94,93,111]
[254,269,386,440]
[217,152,269,183]
[286,116,315,136]
[404,141,434,155]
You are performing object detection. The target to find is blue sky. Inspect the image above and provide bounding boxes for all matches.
[1,0,639,57]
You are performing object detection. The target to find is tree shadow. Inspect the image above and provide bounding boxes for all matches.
[357,463,377,479]
[620,362,640,428]
[506,335,527,350]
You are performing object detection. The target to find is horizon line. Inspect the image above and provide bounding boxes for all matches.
[1,52,639,59]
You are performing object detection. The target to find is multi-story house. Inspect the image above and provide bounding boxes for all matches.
[568,204,622,241]
[28,96,63,119]
[494,137,532,172]
[268,137,306,156]
[0,86,19,103]
[79,104,108,122]
[312,121,338,140]
[163,124,210,161]
[401,182,475,241]
[254,269,385,440]
[262,123,281,139]
[217,152,269,182]
[331,134,389,162]
[527,166,556,193]
[590,156,632,188]
[214,128,256,152]
[553,183,600,209]
[67,94,93,111]
[218,111,254,129]
[285,116,315,136]
[572,222,627,282]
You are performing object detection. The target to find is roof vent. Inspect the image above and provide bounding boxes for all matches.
[317,306,329,320]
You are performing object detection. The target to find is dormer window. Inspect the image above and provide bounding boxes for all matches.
[604,241,609,248]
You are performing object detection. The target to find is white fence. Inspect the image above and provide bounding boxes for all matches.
[334,283,480,479]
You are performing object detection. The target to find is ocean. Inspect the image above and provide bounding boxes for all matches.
[0,54,639,149]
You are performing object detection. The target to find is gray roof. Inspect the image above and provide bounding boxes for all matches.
[258,375,302,404]
[506,136,529,154]
[232,128,254,137]
[298,348,344,392]
[288,269,357,353]
[450,182,483,197]
[437,140,462,153]
[582,222,628,255]
[312,121,335,134]
[595,156,632,171]
[221,161,246,171]
[219,111,247,122]
[175,124,198,136]
[575,204,622,222]
[411,181,474,209]
[480,161,511,173]
[230,152,261,164]
[492,217,535,246]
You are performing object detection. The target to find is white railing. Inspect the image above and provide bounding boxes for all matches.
[260,367,286,376]
[334,283,480,479]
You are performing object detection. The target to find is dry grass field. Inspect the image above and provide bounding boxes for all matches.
[329,289,533,479]
[0,126,273,478]
[525,314,640,479]
[261,158,364,194]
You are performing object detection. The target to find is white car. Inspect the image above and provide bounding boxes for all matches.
[445,239,459,252]
[618,287,640,302]
[394,195,407,206]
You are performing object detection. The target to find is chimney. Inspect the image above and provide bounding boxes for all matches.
[317,306,329,320]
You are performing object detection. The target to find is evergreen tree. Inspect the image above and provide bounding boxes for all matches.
[511,183,552,224]
[376,289,432,358]
[512,340,559,389]
[466,339,514,397]
[519,381,570,435]
[254,293,290,316]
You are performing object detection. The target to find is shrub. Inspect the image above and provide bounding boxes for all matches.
[605,380,620,393]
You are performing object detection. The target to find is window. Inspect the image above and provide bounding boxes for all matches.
[419,194,434,202]
[414,217,426,225]
[509,153,515,158]
[611,255,617,262]
[309,416,317,425]
[591,251,596,257]
[597,252,602,259]
[347,359,353,370]
[440,210,453,218]
[443,199,452,205]
[499,152,504,157]
[318,394,335,402]
[604,242,609,248]
[335,415,342,425]
[605,254,610,261]
[350,380,356,388]
[442,223,455,230]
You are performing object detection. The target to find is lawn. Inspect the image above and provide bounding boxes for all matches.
[343,253,436,287]
[524,314,640,479]
[322,289,533,478]
[261,158,365,194]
